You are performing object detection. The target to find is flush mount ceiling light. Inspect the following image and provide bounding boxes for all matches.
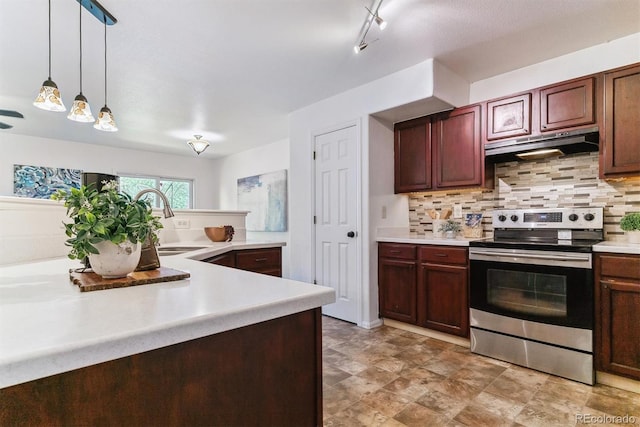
[68,1,94,123]
[353,0,386,54]
[33,0,66,112]
[188,135,210,155]
[94,17,117,132]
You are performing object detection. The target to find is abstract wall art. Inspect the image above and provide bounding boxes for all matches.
[13,164,82,199]
[237,169,288,232]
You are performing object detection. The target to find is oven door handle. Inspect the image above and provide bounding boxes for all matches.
[470,250,591,263]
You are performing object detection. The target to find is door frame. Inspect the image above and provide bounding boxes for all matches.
[310,119,363,326]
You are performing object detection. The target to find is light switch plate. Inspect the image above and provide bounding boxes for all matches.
[174,218,190,229]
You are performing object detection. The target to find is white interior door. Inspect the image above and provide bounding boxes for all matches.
[314,124,359,323]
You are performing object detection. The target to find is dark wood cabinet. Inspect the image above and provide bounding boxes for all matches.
[417,246,469,337]
[378,243,417,323]
[378,243,469,337]
[539,77,596,132]
[486,93,532,141]
[394,105,489,193]
[204,247,282,277]
[595,253,640,381]
[394,117,432,193]
[601,64,640,179]
[433,105,484,189]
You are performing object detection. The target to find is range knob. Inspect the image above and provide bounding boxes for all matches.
[569,214,579,221]
[510,214,519,222]
[584,213,595,221]
[498,214,507,222]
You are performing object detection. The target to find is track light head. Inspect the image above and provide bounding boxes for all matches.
[375,15,387,30]
[354,40,368,54]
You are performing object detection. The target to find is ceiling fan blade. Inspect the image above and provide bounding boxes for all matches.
[0,109,24,119]
[0,122,13,129]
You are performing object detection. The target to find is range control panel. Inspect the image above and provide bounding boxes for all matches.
[492,207,603,229]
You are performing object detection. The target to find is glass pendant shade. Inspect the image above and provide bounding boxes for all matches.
[67,93,95,122]
[188,135,210,155]
[94,106,118,131]
[34,79,66,111]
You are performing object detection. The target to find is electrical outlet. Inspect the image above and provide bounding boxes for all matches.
[174,218,190,229]
[453,205,463,219]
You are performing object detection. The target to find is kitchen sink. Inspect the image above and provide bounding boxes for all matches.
[157,246,208,256]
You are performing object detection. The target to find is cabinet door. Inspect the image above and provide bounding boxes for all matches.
[206,252,236,268]
[378,258,417,324]
[539,77,595,132]
[433,105,482,189]
[486,93,532,141]
[394,117,432,193]
[595,253,640,380]
[417,263,469,337]
[601,64,640,178]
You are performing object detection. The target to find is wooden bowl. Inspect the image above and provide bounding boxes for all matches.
[204,226,227,242]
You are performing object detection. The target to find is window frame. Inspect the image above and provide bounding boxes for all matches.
[118,173,194,209]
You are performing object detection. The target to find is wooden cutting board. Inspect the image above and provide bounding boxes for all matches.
[69,267,190,292]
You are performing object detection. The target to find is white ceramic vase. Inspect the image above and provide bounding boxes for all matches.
[628,230,640,244]
[88,240,141,279]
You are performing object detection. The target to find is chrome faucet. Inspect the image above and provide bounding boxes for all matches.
[134,188,175,218]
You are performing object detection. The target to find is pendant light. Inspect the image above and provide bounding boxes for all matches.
[94,17,118,132]
[68,1,94,123]
[33,0,66,112]
[188,135,210,155]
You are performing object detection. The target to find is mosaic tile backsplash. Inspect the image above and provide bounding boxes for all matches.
[408,152,640,241]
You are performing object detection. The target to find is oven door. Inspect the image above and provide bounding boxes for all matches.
[469,248,593,329]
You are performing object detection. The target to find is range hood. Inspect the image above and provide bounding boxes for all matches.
[485,127,599,163]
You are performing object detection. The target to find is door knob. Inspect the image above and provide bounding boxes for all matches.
[347,231,356,238]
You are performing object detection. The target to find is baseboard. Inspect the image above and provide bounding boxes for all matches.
[359,318,383,329]
[596,371,640,394]
[383,318,470,348]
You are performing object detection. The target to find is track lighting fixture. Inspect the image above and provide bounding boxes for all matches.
[68,1,94,122]
[94,17,118,132]
[188,135,210,155]
[33,0,66,112]
[353,0,386,54]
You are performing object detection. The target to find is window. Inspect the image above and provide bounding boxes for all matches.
[119,175,193,209]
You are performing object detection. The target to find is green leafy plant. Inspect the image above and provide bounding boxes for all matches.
[438,219,462,233]
[620,212,640,232]
[52,181,163,260]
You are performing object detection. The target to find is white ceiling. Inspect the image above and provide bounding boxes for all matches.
[1,0,639,158]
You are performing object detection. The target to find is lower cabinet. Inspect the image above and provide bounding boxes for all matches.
[594,253,640,380]
[204,247,282,277]
[378,243,469,337]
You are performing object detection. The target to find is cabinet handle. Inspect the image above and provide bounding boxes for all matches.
[255,258,268,262]
[434,253,448,257]
[603,284,608,289]
[389,250,401,254]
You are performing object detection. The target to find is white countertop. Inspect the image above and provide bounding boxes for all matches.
[376,234,484,247]
[593,241,640,255]
[0,241,335,388]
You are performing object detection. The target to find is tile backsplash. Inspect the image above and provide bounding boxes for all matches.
[409,152,640,241]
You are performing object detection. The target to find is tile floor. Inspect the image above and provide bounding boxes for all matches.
[322,316,640,427]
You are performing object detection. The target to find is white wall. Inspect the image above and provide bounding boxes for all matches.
[210,138,291,277]
[470,33,640,102]
[0,133,218,208]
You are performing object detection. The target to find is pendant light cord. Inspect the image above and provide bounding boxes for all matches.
[47,0,51,79]
[103,18,108,105]
[79,1,83,94]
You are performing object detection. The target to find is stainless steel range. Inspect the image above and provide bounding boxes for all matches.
[469,207,604,385]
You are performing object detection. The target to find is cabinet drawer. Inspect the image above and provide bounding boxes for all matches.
[379,244,416,260]
[598,254,640,280]
[419,246,468,265]
[236,248,281,269]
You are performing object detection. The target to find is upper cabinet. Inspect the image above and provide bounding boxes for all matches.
[539,77,596,132]
[433,105,484,189]
[394,117,432,193]
[394,105,490,193]
[600,64,640,179]
[486,93,532,141]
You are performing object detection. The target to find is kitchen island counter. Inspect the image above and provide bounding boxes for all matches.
[0,253,334,389]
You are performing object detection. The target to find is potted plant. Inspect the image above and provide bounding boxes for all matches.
[438,219,462,239]
[620,212,640,244]
[52,181,163,278]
